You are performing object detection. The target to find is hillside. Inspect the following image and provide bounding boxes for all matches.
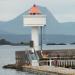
[0,6,75,43]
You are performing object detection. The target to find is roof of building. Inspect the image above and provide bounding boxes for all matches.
[28,5,41,15]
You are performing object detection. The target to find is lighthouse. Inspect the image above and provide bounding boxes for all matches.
[23,5,46,51]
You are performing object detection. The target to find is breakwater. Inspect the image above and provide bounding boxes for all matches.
[3,64,75,75]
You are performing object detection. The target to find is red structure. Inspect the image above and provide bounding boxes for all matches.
[28,5,41,15]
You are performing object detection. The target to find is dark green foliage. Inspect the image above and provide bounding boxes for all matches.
[20,41,30,45]
[47,43,66,45]
[0,38,30,45]
[0,39,11,45]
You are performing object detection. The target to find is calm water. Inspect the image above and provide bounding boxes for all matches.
[0,45,35,75]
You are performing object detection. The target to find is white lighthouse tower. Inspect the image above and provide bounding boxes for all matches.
[23,5,46,51]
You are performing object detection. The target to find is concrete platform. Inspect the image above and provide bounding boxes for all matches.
[22,66,75,75]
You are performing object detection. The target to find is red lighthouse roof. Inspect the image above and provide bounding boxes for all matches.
[29,5,41,15]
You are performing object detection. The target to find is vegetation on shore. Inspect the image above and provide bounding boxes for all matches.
[0,39,30,46]
[47,43,66,45]
[1,38,75,46]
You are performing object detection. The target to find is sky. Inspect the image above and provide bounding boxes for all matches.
[0,0,75,22]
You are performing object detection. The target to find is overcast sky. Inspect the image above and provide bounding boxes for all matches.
[0,0,75,22]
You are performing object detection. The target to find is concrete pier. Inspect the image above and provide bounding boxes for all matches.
[22,66,75,75]
[3,64,75,75]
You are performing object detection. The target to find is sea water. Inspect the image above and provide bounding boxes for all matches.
[0,45,35,75]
